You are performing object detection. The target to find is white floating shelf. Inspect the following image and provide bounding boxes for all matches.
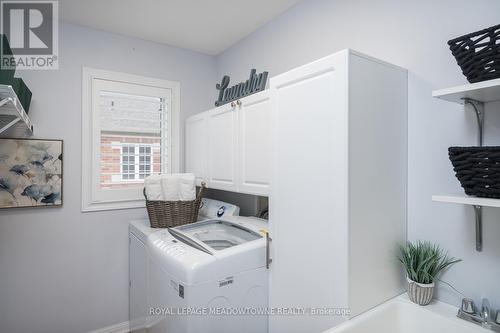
[432,194,500,208]
[0,84,33,137]
[432,78,500,104]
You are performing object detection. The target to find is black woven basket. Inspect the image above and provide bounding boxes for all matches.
[448,24,500,83]
[449,147,500,198]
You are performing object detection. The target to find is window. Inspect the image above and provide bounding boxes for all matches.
[99,90,163,190]
[120,144,152,181]
[82,68,180,211]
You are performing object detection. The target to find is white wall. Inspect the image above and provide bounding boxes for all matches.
[0,23,216,333]
[215,0,500,309]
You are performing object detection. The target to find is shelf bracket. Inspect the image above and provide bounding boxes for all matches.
[462,98,485,252]
[473,205,483,252]
[462,98,484,146]
[0,97,12,108]
[0,117,21,134]
[0,94,33,137]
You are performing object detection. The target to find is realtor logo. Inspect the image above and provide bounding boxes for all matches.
[1,0,58,69]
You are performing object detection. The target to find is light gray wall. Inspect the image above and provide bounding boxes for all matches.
[0,23,216,333]
[215,0,500,309]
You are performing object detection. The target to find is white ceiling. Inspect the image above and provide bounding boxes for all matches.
[59,0,301,55]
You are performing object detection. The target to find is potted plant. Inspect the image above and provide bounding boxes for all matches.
[398,241,461,306]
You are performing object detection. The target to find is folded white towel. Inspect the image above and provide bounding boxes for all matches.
[160,175,180,201]
[178,173,196,201]
[144,174,163,200]
[159,173,196,201]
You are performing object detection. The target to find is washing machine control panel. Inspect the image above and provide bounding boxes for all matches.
[153,231,187,256]
[199,198,240,219]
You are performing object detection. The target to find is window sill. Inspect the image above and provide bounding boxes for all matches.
[81,198,146,212]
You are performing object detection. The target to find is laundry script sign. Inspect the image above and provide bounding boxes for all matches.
[215,69,268,106]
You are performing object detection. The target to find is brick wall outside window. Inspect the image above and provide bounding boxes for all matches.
[100,135,161,190]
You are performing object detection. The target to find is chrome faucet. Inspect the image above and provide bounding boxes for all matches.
[483,299,492,323]
[458,298,500,332]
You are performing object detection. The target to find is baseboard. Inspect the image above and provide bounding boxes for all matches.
[86,320,130,333]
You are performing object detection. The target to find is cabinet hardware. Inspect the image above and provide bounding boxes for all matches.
[266,232,272,269]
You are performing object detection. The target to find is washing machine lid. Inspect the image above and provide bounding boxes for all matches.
[168,219,261,254]
[148,217,267,284]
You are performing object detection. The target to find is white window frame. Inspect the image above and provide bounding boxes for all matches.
[82,67,180,212]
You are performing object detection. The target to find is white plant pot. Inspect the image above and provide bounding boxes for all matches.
[407,277,434,306]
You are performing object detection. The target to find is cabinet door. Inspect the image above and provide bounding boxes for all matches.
[268,51,349,333]
[207,104,238,191]
[185,112,208,186]
[238,91,271,196]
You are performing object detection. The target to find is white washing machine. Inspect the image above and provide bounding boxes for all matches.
[146,216,269,333]
[129,198,241,333]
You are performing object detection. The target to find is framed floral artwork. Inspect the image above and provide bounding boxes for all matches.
[0,138,63,209]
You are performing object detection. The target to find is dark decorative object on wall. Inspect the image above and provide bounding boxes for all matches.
[0,138,63,209]
[449,146,500,198]
[11,77,32,113]
[448,23,500,83]
[0,34,15,84]
[0,34,33,112]
[215,69,268,106]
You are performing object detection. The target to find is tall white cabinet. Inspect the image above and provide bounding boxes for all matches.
[185,91,271,196]
[268,50,407,333]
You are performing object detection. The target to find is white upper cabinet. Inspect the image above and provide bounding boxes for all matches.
[185,111,208,186]
[238,91,271,195]
[185,91,271,196]
[207,102,239,192]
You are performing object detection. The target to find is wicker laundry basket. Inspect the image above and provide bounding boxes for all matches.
[144,182,206,228]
